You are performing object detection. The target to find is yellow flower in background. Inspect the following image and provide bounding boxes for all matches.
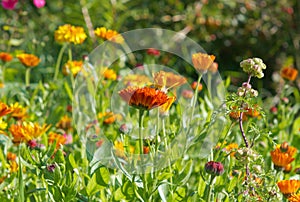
[62,60,83,76]
[48,132,66,149]
[98,112,122,124]
[9,122,50,144]
[103,69,117,80]
[0,102,11,117]
[9,161,18,173]
[123,74,151,87]
[9,102,27,120]
[54,24,87,45]
[114,141,135,159]
[94,27,124,44]
[192,52,215,73]
[56,115,72,130]
[0,118,7,135]
[0,52,13,62]
[17,53,40,68]
[277,180,300,195]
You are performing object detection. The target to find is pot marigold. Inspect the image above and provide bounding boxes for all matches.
[119,86,170,111]
[153,71,187,89]
[54,24,87,45]
[17,53,40,68]
[0,102,12,117]
[281,67,298,81]
[62,60,83,76]
[192,52,215,73]
[103,69,117,80]
[48,132,66,149]
[0,52,13,62]
[9,102,27,120]
[289,194,300,202]
[270,147,296,169]
[277,180,300,196]
[94,27,124,44]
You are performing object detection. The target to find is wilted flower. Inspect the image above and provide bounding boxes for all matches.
[94,27,124,44]
[0,52,13,62]
[192,52,215,73]
[240,58,266,78]
[204,161,224,176]
[55,24,87,45]
[280,67,298,81]
[17,53,40,68]
[277,180,300,196]
[147,48,160,56]
[62,60,83,76]
[1,0,18,10]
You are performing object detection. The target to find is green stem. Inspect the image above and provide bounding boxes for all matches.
[25,68,31,88]
[206,175,215,202]
[190,74,203,123]
[68,46,73,61]
[54,43,68,80]
[18,145,24,202]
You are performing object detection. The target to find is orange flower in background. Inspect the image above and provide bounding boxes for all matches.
[119,86,170,111]
[289,194,300,202]
[245,107,260,118]
[277,180,300,195]
[191,81,203,91]
[153,71,187,88]
[7,152,17,161]
[9,122,50,144]
[17,53,40,68]
[281,67,298,81]
[54,24,87,45]
[0,102,12,117]
[9,102,27,120]
[98,112,122,124]
[48,132,66,149]
[270,146,296,168]
[229,106,247,121]
[123,74,151,87]
[0,52,13,62]
[192,52,215,73]
[56,115,72,130]
[94,27,124,44]
[103,69,117,80]
[62,60,83,76]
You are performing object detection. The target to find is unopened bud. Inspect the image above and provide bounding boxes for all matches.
[205,161,224,176]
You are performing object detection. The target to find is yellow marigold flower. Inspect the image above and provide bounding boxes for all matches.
[270,147,295,169]
[123,74,151,87]
[119,86,170,111]
[9,102,27,120]
[103,69,117,80]
[277,180,300,196]
[9,122,50,144]
[9,161,18,173]
[56,115,72,130]
[289,194,300,202]
[7,152,17,161]
[62,60,83,76]
[153,71,187,89]
[159,96,176,115]
[17,53,40,68]
[98,112,122,124]
[94,27,124,44]
[48,132,66,149]
[192,52,215,73]
[281,67,298,81]
[225,143,238,151]
[0,52,13,62]
[54,24,87,45]
[0,102,12,117]
[113,141,134,159]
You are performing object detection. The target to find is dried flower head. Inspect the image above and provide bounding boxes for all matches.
[205,161,224,176]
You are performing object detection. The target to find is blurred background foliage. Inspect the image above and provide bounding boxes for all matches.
[0,0,299,92]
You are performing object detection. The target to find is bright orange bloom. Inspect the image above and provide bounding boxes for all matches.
[270,148,295,168]
[7,152,17,161]
[0,52,13,62]
[17,53,40,68]
[98,112,122,124]
[103,69,117,80]
[9,102,27,120]
[0,102,12,117]
[56,115,72,130]
[94,27,124,44]
[54,24,87,45]
[48,132,66,149]
[9,122,50,144]
[245,107,260,118]
[229,106,247,121]
[277,180,300,195]
[153,71,187,89]
[281,67,298,81]
[284,164,292,173]
[62,60,83,76]
[289,194,300,202]
[192,52,215,73]
[119,86,170,111]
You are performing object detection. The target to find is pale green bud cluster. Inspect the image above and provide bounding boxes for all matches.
[240,58,266,78]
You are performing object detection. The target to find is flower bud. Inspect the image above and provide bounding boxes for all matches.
[242,82,252,89]
[119,123,130,134]
[204,161,224,176]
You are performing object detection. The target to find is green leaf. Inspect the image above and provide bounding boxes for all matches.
[86,174,100,196]
[68,153,78,169]
[95,166,110,186]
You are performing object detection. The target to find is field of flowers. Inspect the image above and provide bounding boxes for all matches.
[0,0,300,201]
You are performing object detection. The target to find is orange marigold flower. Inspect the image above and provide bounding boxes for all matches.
[17,53,40,68]
[48,132,66,149]
[119,86,170,111]
[54,24,87,45]
[9,122,50,144]
[98,112,122,124]
[192,52,215,73]
[56,115,72,130]
[229,106,247,121]
[123,74,151,87]
[7,152,17,161]
[0,102,12,117]
[289,194,300,202]
[94,27,124,44]
[103,69,117,80]
[0,52,13,62]
[62,60,83,76]
[270,147,295,168]
[245,107,260,118]
[9,102,27,120]
[277,180,300,195]
[281,67,298,81]
[154,71,187,89]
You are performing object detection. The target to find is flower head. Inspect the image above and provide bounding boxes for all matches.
[103,69,117,80]
[48,132,66,149]
[281,67,298,81]
[98,112,122,124]
[277,180,300,196]
[147,48,160,56]
[0,102,12,117]
[55,24,87,45]
[119,86,170,111]
[208,62,218,73]
[17,53,40,68]
[289,194,300,202]
[56,115,72,131]
[205,161,224,176]
[9,102,27,120]
[0,52,13,62]
[62,60,83,76]
[153,71,187,89]
[1,0,18,10]
[270,144,296,169]
[192,52,215,73]
[94,27,124,44]
[240,58,266,78]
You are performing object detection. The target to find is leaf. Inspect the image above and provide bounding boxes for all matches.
[95,166,110,186]
[68,153,78,169]
[86,174,100,196]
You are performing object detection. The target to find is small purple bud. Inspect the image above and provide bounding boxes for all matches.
[205,161,224,176]
[47,164,56,172]
[242,82,251,89]
[119,123,130,134]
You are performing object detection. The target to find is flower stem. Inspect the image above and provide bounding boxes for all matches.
[25,68,31,88]
[18,145,24,202]
[54,43,68,80]
[206,175,215,202]
[190,74,202,122]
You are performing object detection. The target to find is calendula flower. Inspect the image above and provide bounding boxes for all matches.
[56,115,72,130]
[7,152,16,161]
[281,67,298,81]
[289,194,300,202]
[123,74,151,87]
[9,122,50,144]
[9,161,18,173]
[103,69,117,80]
[17,53,40,68]
[98,112,122,124]
[62,60,83,76]
[9,102,27,120]
[159,96,176,115]
[153,71,187,89]
[0,102,11,117]
[270,145,296,169]
[277,180,300,196]
[55,24,87,45]
[0,52,13,62]
[48,132,66,149]
[119,86,170,111]
[94,27,124,44]
[192,52,215,73]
